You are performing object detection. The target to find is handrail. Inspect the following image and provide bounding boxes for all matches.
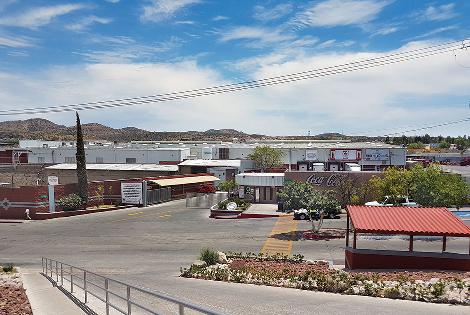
[42,257,224,315]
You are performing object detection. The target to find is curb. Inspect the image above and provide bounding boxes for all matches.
[231,213,293,219]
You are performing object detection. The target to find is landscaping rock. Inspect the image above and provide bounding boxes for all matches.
[217,252,228,264]
[0,271,32,315]
[192,260,207,268]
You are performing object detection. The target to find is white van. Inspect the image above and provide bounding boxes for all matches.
[345,163,361,171]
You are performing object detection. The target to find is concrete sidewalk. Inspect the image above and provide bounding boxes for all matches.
[241,203,291,218]
[22,269,85,315]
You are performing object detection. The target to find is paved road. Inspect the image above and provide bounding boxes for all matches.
[1,200,468,314]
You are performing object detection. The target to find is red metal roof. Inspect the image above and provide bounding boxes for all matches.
[347,206,470,237]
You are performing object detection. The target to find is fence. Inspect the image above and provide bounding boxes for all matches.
[146,188,172,205]
[41,258,223,315]
[185,193,227,209]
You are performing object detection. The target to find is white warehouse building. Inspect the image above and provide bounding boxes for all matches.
[179,141,406,171]
[27,146,190,165]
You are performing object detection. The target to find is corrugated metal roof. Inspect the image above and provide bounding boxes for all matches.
[149,175,219,187]
[235,173,284,187]
[347,205,470,237]
[46,163,178,172]
[178,160,241,167]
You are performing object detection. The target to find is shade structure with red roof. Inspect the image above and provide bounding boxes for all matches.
[345,206,470,271]
[347,206,470,237]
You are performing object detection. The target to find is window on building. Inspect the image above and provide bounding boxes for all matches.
[219,148,229,159]
[65,157,76,163]
[126,158,137,164]
[96,157,104,164]
[38,156,45,163]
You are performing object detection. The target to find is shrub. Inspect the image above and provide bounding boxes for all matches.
[57,193,83,211]
[199,184,216,194]
[200,248,219,266]
[217,198,251,210]
[2,263,14,273]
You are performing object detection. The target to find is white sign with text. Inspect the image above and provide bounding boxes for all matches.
[121,182,143,205]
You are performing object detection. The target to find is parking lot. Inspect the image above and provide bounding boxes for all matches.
[1,200,469,314]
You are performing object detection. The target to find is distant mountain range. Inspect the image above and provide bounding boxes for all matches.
[0,118,266,142]
[0,118,370,142]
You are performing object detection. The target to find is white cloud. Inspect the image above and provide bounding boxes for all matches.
[0,34,35,48]
[422,3,457,21]
[408,25,457,41]
[0,41,469,136]
[0,4,88,29]
[291,0,390,28]
[66,15,112,32]
[212,15,229,22]
[140,0,201,23]
[253,3,293,22]
[218,26,296,48]
[76,37,183,63]
[174,20,196,25]
[105,0,120,3]
[370,26,399,37]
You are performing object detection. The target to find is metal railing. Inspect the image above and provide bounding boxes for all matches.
[42,257,224,315]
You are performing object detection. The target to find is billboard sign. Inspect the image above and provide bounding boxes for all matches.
[305,150,319,161]
[364,149,390,161]
[330,149,361,161]
[48,176,59,186]
[121,182,143,205]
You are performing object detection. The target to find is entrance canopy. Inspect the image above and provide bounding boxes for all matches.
[148,175,219,187]
[347,205,470,237]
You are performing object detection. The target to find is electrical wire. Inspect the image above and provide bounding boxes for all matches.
[0,40,464,114]
[383,117,470,136]
[0,39,468,116]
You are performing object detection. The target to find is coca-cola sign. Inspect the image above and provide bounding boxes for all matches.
[306,173,348,187]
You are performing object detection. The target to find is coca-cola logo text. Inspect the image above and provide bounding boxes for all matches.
[306,174,347,187]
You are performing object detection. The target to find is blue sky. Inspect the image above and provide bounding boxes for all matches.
[0,0,469,136]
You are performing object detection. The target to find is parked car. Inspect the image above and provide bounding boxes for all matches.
[293,209,338,220]
[365,196,419,207]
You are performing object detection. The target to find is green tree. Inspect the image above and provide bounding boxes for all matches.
[407,142,425,149]
[248,146,284,171]
[278,181,341,232]
[369,167,411,204]
[455,136,469,151]
[218,179,237,196]
[438,141,450,149]
[409,165,469,207]
[76,112,88,205]
[370,165,469,207]
[277,181,315,210]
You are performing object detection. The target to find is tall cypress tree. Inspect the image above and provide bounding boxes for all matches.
[76,112,88,204]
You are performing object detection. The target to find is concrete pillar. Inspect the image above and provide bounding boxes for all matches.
[48,185,55,213]
[142,181,148,207]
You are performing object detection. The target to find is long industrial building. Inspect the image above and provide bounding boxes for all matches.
[10,139,407,171]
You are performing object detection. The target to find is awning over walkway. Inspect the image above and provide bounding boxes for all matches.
[148,175,219,187]
[347,205,470,237]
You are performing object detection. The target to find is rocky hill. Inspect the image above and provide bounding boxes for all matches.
[0,118,265,142]
[0,118,374,143]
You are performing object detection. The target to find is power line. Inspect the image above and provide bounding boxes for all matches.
[383,117,470,136]
[0,40,464,114]
[0,39,468,116]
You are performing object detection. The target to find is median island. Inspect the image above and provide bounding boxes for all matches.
[181,250,469,305]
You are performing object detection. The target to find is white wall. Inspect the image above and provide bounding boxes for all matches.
[27,147,190,164]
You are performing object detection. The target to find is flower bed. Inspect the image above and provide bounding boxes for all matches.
[0,269,32,315]
[181,252,470,305]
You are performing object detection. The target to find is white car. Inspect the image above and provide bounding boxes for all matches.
[365,196,418,207]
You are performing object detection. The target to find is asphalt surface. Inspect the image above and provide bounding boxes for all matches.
[1,200,469,314]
